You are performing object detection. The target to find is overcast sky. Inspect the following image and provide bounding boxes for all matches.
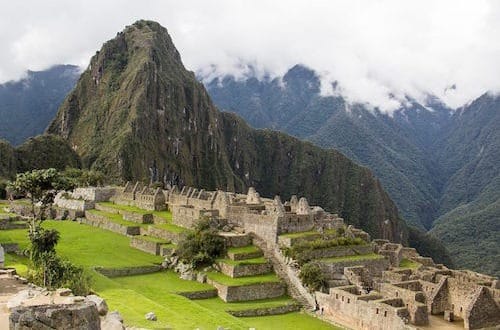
[1,0,499,112]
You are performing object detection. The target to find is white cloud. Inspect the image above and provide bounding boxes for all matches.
[1,0,499,112]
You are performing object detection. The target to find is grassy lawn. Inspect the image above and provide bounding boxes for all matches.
[279,229,337,239]
[320,253,385,263]
[4,253,29,277]
[218,257,268,266]
[207,271,280,286]
[151,222,188,233]
[244,312,341,329]
[196,296,295,311]
[98,201,173,221]
[399,258,421,269]
[0,221,338,329]
[111,271,214,293]
[227,245,261,254]
[133,235,168,244]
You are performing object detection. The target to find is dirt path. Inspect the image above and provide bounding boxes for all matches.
[0,273,28,329]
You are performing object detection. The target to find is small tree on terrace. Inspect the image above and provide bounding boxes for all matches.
[8,168,73,235]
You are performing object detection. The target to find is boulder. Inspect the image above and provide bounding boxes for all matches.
[9,302,100,329]
[86,294,109,316]
[145,311,157,321]
[101,311,125,330]
[56,288,72,296]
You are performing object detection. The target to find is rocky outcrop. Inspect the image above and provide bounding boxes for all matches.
[9,302,101,330]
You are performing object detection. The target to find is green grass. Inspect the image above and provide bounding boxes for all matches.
[151,222,188,233]
[399,258,421,269]
[207,271,280,286]
[133,235,168,244]
[196,296,295,311]
[244,311,341,329]
[86,209,142,227]
[218,257,268,266]
[320,253,385,263]
[227,245,261,254]
[111,271,214,293]
[0,221,162,268]
[98,201,173,221]
[280,229,337,239]
[4,253,29,277]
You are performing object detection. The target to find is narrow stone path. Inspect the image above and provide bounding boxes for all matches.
[0,273,28,329]
[251,234,315,309]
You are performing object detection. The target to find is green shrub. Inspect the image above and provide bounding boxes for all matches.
[177,220,225,268]
[299,261,326,292]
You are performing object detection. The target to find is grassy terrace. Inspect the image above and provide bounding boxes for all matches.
[320,253,385,263]
[151,222,188,233]
[227,245,261,254]
[0,221,337,329]
[399,258,421,269]
[207,271,280,286]
[197,296,295,311]
[98,201,172,221]
[279,229,337,239]
[0,200,16,216]
[86,209,141,227]
[218,257,268,266]
[133,235,168,243]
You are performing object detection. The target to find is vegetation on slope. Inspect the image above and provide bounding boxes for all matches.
[0,65,80,146]
[47,20,406,243]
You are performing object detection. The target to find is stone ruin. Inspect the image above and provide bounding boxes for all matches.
[115,182,166,211]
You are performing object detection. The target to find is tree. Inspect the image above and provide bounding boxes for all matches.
[62,168,105,187]
[299,261,327,292]
[7,168,73,236]
[177,220,226,268]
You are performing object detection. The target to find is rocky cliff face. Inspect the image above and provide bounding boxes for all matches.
[48,20,407,243]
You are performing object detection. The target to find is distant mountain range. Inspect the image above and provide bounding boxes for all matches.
[0,65,80,145]
[0,30,497,276]
[205,66,500,276]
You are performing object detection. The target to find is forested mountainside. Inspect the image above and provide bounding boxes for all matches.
[46,20,407,244]
[0,65,80,145]
[205,66,499,276]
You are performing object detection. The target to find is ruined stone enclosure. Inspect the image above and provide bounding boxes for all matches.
[8,183,499,330]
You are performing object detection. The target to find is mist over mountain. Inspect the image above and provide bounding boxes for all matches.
[0,65,80,145]
[205,65,500,276]
[44,20,409,245]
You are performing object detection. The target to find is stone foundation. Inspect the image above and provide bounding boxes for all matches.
[80,214,140,236]
[208,280,286,302]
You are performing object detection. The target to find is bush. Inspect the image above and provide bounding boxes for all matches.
[299,261,326,292]
[28,251,91,295]
[177,220,226,268]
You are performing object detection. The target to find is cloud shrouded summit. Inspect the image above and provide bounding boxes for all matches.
[1,0,499,112]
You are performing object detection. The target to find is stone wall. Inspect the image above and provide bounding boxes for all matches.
[94,265,162,277]
[81,214,140,236]
[227,303,300,317]
[319,257,390,280]
[207,280,286,302]
[317,287,416,330]
[465,286,500,329]
[177,289,218,300]
[218,261,272,278]
[301,244,373,260]
[54,193,95,211]
[140,226,184,244]
[9,302,101,330]
[72,187,116,202]
[277,213,315,235]
[122,211,153,224]
[130,237,162,255]
[380,282,428,325]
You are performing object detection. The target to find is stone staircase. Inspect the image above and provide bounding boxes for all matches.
[251,234,315,309]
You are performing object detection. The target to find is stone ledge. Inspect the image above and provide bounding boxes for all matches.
[82,213,140,236]
[227,303,301,317]
[94,265,162,278]
[176,289,218,300]
[208,279,286,302]
[218,261,272,278]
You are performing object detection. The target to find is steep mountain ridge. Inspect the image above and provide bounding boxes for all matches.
[205,66,499,276]
[0,65,80,145]
[47,20,407,244]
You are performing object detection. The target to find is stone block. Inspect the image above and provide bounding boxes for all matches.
[444,310,454,322]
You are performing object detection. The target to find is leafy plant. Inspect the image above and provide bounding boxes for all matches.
[177,220,225,268]
[299,261,326,292]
